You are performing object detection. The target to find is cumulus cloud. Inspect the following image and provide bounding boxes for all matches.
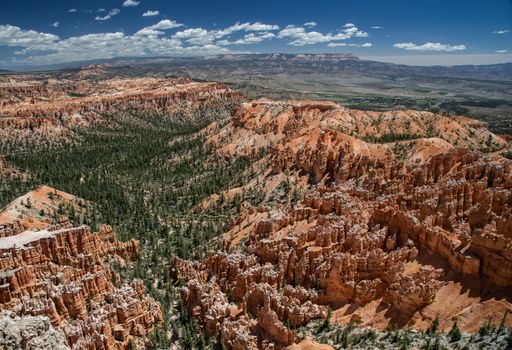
[217,32,275,46]
[245,22,279,31]
[95,8,120,21]
[493,29,509,34]
[13,28,231,65]
[21,40,230,65]
[173,29,206,40]
[134,19,183,36]
[277,23,367,46]
[0,25,59,48]
[148,19,182,30]
[393,42,466,51]
[171,22,279,46]
[68,8,77,13]
[143,10,160,17]
[1,20,372,66]
[219,22,279,35]
[51,22,59,28]
[304,22,317,28]
[122,0,140,7]
[7,21,279,64]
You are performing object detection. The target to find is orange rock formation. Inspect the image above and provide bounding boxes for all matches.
[174,100,512,349]
[0,77,240,145]
[0,188,162,350]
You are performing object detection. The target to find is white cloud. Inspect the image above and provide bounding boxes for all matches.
[496,49,508,53]
[7,21,284,65]
[95,8,120,21]
[206,22,279,39]
[220,22,279,35]
[328,42,372,48]
[134,20,183,37]
[218,32,275,46]
[0,20,375,66]
[277,24,367,46]
[371,26,383,29]
[171,22,279,46]
[51,22,60,28]
[173,28,208,39]
[68,8,77,13]
[97,8,106,12]
[143,10,160,17]
[304,22,317,28]
[393,42,466,51]
[16,31,231,65]
[245,22,279,31]
[173,28,215,45]
[122,0,140,7]
[0,25,59,48]
[493,29,509,34]
[148,19,182,30]
[327,42,346,47]
[344,25,368,37]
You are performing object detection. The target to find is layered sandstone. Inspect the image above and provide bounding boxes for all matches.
[208,100,507,157]
[0,77,238,114]
[175,100,512,349]
[0,77,241,146]
[0,188,162,350]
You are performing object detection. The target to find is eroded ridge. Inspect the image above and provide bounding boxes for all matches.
[0,77,241,147]
[173,100,512,349]
[0,188,162,350]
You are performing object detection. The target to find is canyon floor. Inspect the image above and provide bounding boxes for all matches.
[0,67,512,349]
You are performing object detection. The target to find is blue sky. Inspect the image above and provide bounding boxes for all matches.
[0,0,511,68]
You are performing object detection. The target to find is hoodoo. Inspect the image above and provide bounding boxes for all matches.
[174,100,512,348]
[0,188,162,350]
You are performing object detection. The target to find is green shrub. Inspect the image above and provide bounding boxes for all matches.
[427,318,440,335]
[449,320,462,342]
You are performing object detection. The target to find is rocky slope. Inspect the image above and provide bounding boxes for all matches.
[0,187,162,350]
[0,315,70,350]
[0,76,240,148]
[173,100,512,349]
[0,185,90,233]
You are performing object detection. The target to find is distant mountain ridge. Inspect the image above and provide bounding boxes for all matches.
[205,53,360,62]
[4,54,512,81]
